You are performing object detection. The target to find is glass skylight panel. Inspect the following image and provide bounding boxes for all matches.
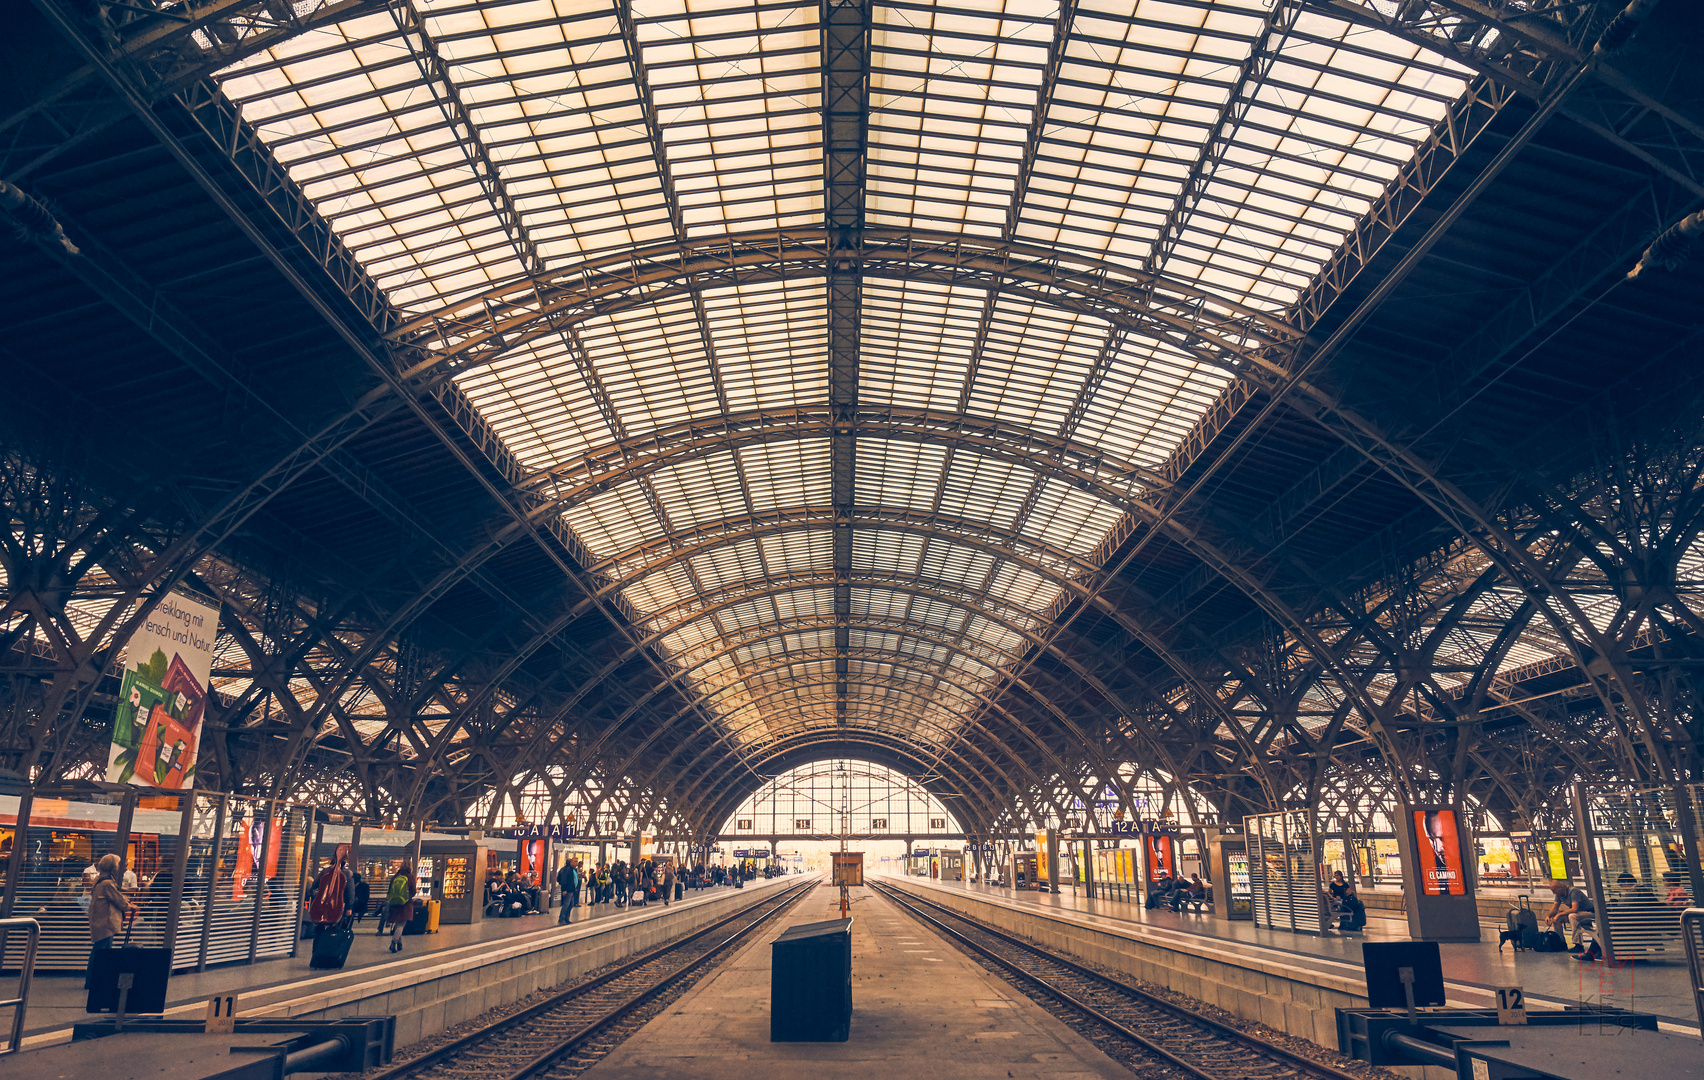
[859,280,983,409]
[457,338,613,474]
[916,537,999,591]
[1012,0,1266,263]
[853,529,929,576]
[935,452,1034,531]
[707,280,829,409]
[1155,9,1469,306]
[758,530,835,576]
[739,441,833,509]
[563,479,658,554]
[621,559,699,613]
[688,537,772,594]
[962,295,1111,433]
[577,295,721,428]
[645,451,750,531]
[1072,335,1233,467]
[637,0,823,235]
[207,0,1497,756]
[856,440,948,512]
[867,0,1051,234]
[1023,479,1126,557]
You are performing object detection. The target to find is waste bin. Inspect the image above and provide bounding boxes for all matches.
[770,917,852,1041]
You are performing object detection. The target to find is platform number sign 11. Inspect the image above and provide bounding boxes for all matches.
[1494,986,1526,1025]
[205,993,239,1033]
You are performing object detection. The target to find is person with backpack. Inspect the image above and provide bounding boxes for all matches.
[384,862,415,953]
[308,851,353,932]
[557,858,580,924]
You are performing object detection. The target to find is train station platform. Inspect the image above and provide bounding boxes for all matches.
[880,875,1702,1053]
[580,882,1131,1080]
[15,874,809,1052]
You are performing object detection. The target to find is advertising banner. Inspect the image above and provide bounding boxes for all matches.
[1413,808,1467,895]
[1145,834,1176,882]
[108,589,220,789]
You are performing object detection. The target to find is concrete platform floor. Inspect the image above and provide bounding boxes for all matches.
[581,883,1134,1080]
[892,875,1702,1031]
[17,881,755,1043]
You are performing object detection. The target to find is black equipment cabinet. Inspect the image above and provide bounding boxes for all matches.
[770,917,852,1042]
[86,944,171,1014]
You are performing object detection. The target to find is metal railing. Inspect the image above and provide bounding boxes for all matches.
[0,918,41,1054]
[1683,907,1704,1040]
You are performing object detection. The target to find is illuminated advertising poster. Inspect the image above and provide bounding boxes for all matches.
[1545,840,1568,879]
[1413,809,1466,896]
[108,589,221,789]
[1145,834,1175,882]
[1034,830,1049,882]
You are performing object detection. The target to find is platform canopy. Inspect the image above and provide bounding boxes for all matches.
[1,0,1700,837]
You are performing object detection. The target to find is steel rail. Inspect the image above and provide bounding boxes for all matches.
[872,881,1363,1080]
[369,878,814,1080]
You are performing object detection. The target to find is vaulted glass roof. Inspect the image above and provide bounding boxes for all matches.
[212,0,1473,758]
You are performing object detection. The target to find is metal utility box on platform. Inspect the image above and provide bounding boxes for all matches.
[770,917,852,1042]
[832,852,863,886]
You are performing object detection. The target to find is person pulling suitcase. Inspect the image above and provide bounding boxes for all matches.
[309,848,357,969]
[85,854,135,989]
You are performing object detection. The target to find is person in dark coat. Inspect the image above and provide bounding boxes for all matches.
[353,873,371,925]
[557,859,580,924]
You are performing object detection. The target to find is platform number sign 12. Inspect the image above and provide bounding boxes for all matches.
[1494,985,1526,1025]
[205,993,239,1033]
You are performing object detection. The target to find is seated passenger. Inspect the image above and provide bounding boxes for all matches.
[1145,872,1174,909]
[1327,871,1365,930]
[1542,879,1597,959]
[496,871,528,917]
[1169,873,1209,911]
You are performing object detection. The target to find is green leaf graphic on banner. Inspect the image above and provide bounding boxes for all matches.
[147,648,168,685]
[114,745,137,784]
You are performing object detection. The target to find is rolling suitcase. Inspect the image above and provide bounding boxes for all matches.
[675,882,684,901]
[310,919,355,969]
[1503,894,1539,951]
[426,899,442,932]
[87,924,171,1014]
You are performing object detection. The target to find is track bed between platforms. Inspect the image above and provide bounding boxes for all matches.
[353,879,816,1080]
[874,880,1392,1080]
[575,883,1136,1080]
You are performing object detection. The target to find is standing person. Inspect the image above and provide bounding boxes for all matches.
[385,862,415,953]
[352,872,370,926]
[557,858,580,925]
[308,854,352,932]
[85,854,134,988]
[613,860,629,907]
[661,860,676,907]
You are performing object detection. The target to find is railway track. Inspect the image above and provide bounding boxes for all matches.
[872,881,1367,1080]
[367,879,815,1080]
